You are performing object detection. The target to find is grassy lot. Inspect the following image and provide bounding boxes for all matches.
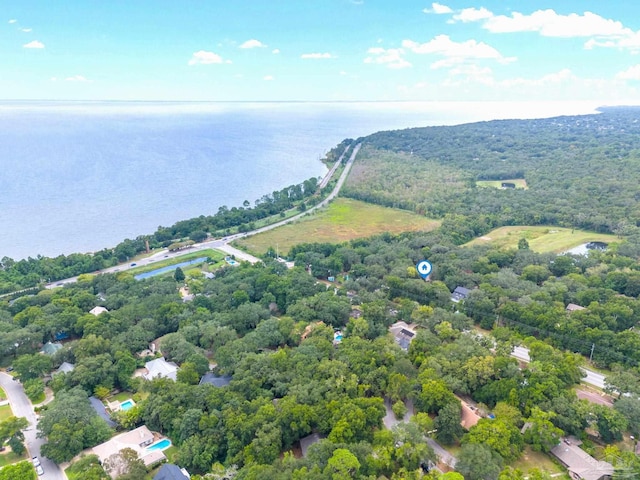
[0,387,6,401]
[0,404,13,422]
[108,391,134,403]
[509,446,568,477]
[125,249,226,276]
[476,178,528,189]
[234,198,441,256]
[464,226,617,254]
[0,450,27,468]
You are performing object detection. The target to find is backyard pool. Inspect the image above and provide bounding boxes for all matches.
[120,399,135,411]
[146,438,172,451]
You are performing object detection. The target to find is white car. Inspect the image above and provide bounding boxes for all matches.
[36,465,44,476]
[32,456,40,467]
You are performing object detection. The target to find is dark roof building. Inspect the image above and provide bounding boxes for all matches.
[550,437,613,480]
[199,373,232,387]
[154,464,190,480]
[89,396,116,428]
[451,286,471,303]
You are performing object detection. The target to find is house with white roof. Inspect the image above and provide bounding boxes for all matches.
[90,306,109,316]
[144,358,178,381]
[92,425,166,468]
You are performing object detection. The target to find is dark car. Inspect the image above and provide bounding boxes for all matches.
[130,263,137,267]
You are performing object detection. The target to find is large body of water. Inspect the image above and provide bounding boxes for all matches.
[0,101,601,260]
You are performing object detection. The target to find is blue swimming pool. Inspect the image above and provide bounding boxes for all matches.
[134,257,208,280]
[146,438,172,451]
[120,399,135,411]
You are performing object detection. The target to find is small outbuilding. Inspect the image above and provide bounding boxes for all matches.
[566,303,586,312]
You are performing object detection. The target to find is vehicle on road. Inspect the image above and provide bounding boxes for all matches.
[36,464,44,476]
[130,263,137,266]
[32,456,40,467]
[6,366,13,372]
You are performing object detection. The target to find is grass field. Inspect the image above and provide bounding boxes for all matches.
[234,198,441,256]
[0,404,13,422]
[509,446,567,476]
[476,178,528,189]
[0,451,26,468]
[464,226,617,253]
[0,387,6,401]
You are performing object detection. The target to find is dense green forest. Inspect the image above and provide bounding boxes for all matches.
[344,107,640,242]
[4,226,640,479]
[5,109,640,479]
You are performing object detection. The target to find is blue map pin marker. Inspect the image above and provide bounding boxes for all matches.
[416,260,432,280]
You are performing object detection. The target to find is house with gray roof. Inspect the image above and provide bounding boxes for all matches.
[144,357,178,381]
[199,373,232,387]
[55,362,75,375]
[451,286,471,303]
[41,341,62,356]
[154,464,190,480]
[89,396,116,428]
[550,437,613,480]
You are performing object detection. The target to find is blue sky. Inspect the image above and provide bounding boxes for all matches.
[4,0,640,102]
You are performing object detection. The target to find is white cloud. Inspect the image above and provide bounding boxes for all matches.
[239,39,266,49]
[188,50,230,65]
[8,19,16,24]
[500,68,575,87]
[272,48,280,54]
[20,28,32,32]
[424,2,452,14]
[23,40,44,49]
[483,9,628,37]
[453,7,493,23]
[263,75,274,81]
[301,52,334,59]
[50,77,57,82]
[65,75,89,82]
[402,35,516,66]
[364,47,411,69]
[616,65,640,80]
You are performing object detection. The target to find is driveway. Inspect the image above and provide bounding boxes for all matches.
[0,372,66,479]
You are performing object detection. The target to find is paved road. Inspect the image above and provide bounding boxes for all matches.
[0,373,66,480]
[511,345,606,389]
[426,438,457,468]
[319,143,351,189]
[45,143,362,288]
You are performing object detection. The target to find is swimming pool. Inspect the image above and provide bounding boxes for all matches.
[134,257,208,280]
[120,399,135,411]
[146,438,172,451]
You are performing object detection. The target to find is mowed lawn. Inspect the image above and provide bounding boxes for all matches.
[235,198,440,256]
[476,178,528,189]
[465,226,617,253]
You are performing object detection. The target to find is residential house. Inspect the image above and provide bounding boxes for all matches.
[154,464,190,480]
[199,373,232,387]
[566,303,586,312]
[92,425,165,468]
[144,358,178,381]
[389,321,417,351]
[451,286,471,303]
[299,433,324,458]
[41,342,62,356]
[550,437,614,480]
[55,362,75,375]
[89,396,116,428]
[89,306,109,316]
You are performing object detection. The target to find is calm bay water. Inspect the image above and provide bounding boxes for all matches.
[0,101,600,260]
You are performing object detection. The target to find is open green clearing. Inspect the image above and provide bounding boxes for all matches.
[234,198,440,256]
[0,450,26,468]
[476,178,528,189]
[0,387,6,401]
[509,446,567,476]
[0,404,13,422]
[464,226,617,253]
